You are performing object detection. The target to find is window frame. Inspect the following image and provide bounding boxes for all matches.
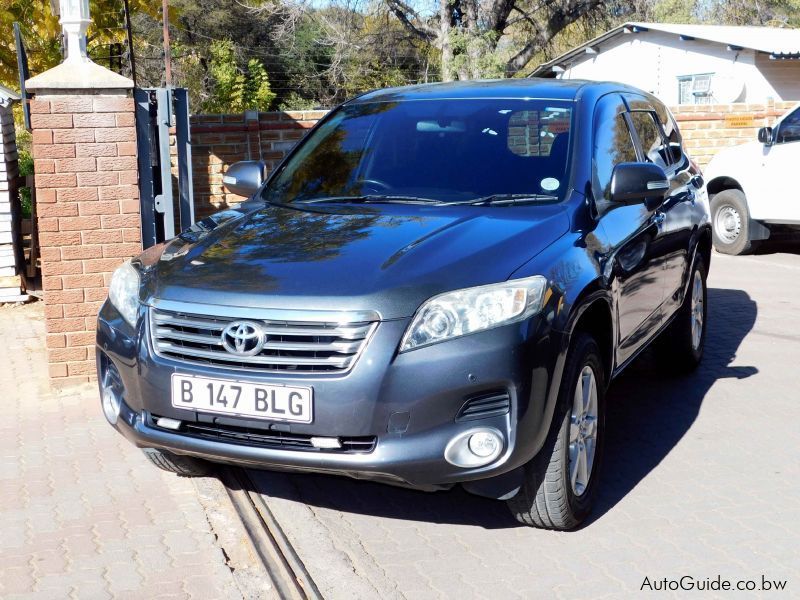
[677,73,714,105]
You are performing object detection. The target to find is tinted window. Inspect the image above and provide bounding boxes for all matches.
[629,111,668,168]
[777,107,800,144]
[264,99,574,204]
[593,95,637,201]
[507,109,571,157]
[653,102,682,147]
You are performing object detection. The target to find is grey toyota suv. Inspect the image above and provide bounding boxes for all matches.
[97,79,711,529]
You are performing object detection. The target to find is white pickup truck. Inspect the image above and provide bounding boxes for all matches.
[704,103,800,254]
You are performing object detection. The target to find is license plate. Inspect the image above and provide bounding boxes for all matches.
[170,374,313,423]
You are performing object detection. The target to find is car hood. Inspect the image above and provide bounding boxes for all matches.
[146,202,570,319]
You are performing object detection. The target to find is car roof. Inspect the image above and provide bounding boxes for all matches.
[349,78,641,104]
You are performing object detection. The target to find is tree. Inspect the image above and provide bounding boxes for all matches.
[0,0,61,90]
[203,40,276,112]
[0,0,160,91]
[245,0,435,107]
[384,0,607,80]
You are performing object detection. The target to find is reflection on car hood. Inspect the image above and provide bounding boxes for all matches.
[148,203,570,319]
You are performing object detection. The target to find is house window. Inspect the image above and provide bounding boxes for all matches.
[678,74,713,104]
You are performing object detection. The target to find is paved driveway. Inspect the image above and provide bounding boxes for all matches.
[247,249,800,599]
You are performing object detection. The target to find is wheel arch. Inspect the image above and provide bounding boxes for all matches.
[696,225,712,274]
[706,175,744,200]
[563,290,615,386]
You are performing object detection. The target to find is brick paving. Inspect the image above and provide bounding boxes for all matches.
[248,249,800,599]
[0,302,259,599]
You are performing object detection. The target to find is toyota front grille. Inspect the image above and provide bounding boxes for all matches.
[149,308,376,374]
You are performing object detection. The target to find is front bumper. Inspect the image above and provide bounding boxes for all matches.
[97,300,566,491]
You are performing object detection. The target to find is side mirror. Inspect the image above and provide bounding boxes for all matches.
[222,160,267,197]
[758,126,774,146]
[610,162,669,205]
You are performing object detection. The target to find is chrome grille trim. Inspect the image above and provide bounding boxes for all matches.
[149,306,377,374]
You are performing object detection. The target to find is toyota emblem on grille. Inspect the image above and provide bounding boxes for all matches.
[221,321,265,356]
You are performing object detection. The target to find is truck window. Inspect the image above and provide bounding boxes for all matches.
[777,107,800,144]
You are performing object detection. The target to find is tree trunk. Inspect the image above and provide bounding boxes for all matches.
[439,0,453,81]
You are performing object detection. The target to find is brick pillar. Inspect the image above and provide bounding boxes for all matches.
[27,89,140,385]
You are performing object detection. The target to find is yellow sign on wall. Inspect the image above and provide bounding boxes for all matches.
[724,115,756,128]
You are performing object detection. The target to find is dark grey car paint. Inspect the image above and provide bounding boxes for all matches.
[97,79,711,498]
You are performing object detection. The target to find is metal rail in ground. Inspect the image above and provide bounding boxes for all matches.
[219,467,323,600]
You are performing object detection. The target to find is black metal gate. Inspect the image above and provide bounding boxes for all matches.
[134,88,195,249]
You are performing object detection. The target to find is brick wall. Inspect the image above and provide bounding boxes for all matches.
[669,99,796,168]
[185,110,325,218]
[30,92,140,385]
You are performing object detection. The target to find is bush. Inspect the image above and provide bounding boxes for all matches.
[18,147,34,219]
[19,187,32,219]
[18,147,33,177]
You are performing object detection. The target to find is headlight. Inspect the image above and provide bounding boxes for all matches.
[399,275,548,351]
[108,260,140,326]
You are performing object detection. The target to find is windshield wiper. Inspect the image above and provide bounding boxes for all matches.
[299,195,444,205]
[447,193,559,206]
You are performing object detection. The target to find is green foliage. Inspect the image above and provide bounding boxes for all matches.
[17,145,33,218]
[277,92,318,111]
[449,30,506,80]
[651,0,700,22]
[17,147,33,177]
[0,0,160,90]
[202,40,276,112]
[19,187,32,219]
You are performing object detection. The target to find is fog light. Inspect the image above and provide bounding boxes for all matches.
[468,431,500,458]
[101,387,121,425]
[156,417,182,430]
[444,427,504,468]
[311,436,342,449]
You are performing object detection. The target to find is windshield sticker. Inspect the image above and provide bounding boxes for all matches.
[541,178,560,191]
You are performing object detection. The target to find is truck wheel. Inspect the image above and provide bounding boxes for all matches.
[656,256,707,374]
[507,333,605,530]
[711,190,755,255]
[142,448,209,477]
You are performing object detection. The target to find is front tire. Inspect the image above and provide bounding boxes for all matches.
[507,333,606,530]
[142,448,209,477]
[711,190,755,255]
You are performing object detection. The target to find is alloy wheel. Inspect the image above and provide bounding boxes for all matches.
[568,365,598,496]
[691,269,704,351]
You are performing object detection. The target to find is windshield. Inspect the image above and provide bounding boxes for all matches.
[263,98,574,205]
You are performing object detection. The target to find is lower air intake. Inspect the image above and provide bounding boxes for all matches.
[456,390,511,422]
